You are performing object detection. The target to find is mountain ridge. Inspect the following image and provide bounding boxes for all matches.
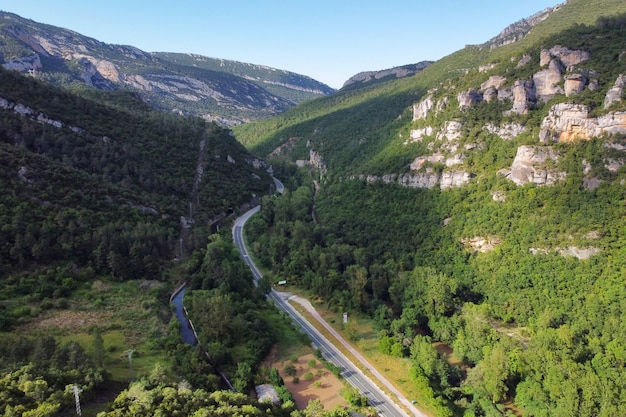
[0,11,335,125]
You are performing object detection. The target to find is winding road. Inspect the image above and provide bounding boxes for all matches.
[232,178,427,417]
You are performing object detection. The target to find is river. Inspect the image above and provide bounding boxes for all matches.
[171,286,196,345]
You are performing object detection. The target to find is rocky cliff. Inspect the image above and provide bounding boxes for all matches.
[343,62,433,89]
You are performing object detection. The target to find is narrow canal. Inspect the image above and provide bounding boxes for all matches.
[171,286,196,345]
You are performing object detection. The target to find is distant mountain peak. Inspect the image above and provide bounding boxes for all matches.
[342,61,433,88]
[481,2,566,50]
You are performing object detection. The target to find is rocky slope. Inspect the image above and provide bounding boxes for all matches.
[342,61,433,88]
[0,12,334,125]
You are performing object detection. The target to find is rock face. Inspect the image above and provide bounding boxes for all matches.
[440,171,473,189]
[413,95,435,121]
[543,45,591,67]
[482,5,559,50]
[343,61,433,88]
[508,80,537,115]
[413,94,448,121]
[2,53,41,72]
[437,121,464,141]
[484,122,526,140]
[604,74,626,109]
[540,103,626,142]
[533,59,565,101]
[353,168,473,190]
[499,146,566,186]
[531,246,601,259]
[461,236,502,253]
[458,89,483,110]
[564,73,588,97]
[408,126,435,142]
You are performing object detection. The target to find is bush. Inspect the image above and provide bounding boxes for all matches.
[284,364,297,377]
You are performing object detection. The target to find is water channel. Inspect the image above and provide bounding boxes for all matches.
[171,286,196,345]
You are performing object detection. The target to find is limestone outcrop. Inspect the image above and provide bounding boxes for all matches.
[437,121,464,141]
[408,126,435,142]
[413,95,435,121]
[541,45,590,68]
[604,74,626,109]
[499,145,566,186]
[539,103,626,142]
[508,80,536,115]
[458,89,483,110]
[564,73,587,96]
[412,94,448,121]
[484,122,526,140]
[461,236,502,253]
[533,59,565,101]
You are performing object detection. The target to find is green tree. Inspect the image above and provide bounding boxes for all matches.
[92,327,105,368]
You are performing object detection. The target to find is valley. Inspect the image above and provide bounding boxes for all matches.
[1,0,626,416]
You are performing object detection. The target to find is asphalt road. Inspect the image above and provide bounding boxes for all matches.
[232,196,415,417]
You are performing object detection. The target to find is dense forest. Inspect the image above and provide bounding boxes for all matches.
[242,12,626,416]
[0,66,286,415]
[3,1,626,416]
[248,161,626,416]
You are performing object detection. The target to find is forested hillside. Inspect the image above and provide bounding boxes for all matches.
[0,66,282,415]
[238,0,626,415]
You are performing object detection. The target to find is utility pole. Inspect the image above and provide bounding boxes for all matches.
[125,349,135,381]
[71,384,82,417]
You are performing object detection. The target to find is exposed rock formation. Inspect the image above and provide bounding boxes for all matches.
[437,121,464,141]
[480,75,507,102]
[564,73,588,96]
[482,5,559,50]
[344,61,433,88]
[397,172,441,189]
[539,103,626,142]
[352,167,473,190]
[517,54,532,68]
[440,171,473,189]
[604,74,626,109]
[308,149,327,175]
[458,89,483,110]
[410,154,445,170]
[2,53,41,72]
[541,45,591,68]
[412,94,448,121]
[461,236,502,253]
[499,145,566,186]
[507,79,536,115]
[533,59,565,101]
[530,246,600,259]
[492,191,507,202]
[484,122,526,140]
[413,95,435,121]
[408,126,435,142]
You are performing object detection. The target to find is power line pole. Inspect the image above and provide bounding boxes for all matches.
[125,349,135,381]
[71,384,82,417]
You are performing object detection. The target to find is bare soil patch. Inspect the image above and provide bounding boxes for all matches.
[272,353,348,411]
[22,310,112,332]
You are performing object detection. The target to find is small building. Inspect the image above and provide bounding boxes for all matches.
[255,384,280,405]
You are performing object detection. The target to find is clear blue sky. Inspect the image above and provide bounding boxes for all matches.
[3,1,561,89]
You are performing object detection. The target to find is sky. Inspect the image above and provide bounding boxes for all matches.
[2,1,562,89]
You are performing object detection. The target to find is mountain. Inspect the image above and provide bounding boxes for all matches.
[342,61,434,89]
[0,64,274,313]
[0,11,335,125]
[234,0,626,415]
